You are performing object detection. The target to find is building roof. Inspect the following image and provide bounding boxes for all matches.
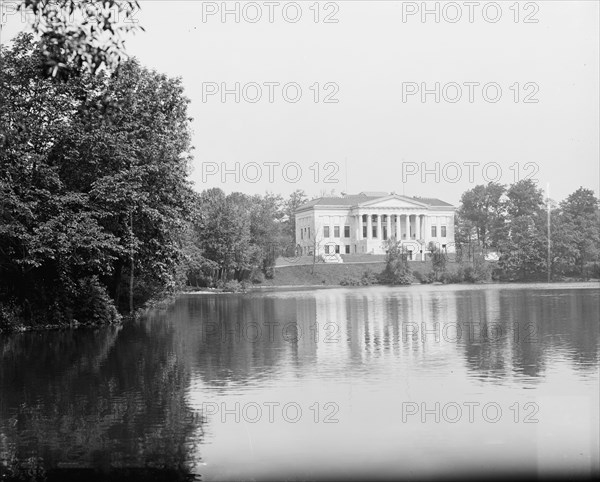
[296,192,454,212]
[411,196,454,207]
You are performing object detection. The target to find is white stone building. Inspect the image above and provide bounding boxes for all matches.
[295,192,456,260]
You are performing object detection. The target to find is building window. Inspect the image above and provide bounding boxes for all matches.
[372,226,377,238]
[431,226,437,237]
[383,226,388,240]
[334,226,340,238]
[335,245,340,254]
[324,226,330,238]
[300,229,303,240]
[363,226,367,238]
[345,245,350,254]
[441,226,447,237]
[308,228,310,238]
[344,225,350,238]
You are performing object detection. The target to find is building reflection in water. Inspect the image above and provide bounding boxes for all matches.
[187,286,599,388]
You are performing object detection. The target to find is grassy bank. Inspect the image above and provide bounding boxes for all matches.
[266,260,442,286]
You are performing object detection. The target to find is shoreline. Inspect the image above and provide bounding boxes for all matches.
[187,278,600,294]
[3,279,598,334]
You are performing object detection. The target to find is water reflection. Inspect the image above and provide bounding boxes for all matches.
[1,283,599,480]
[185,284,599,386]
[0,316,202,480]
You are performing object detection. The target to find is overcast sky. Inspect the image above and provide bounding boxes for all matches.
[2,0,599,205]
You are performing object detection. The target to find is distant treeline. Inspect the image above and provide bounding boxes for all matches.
[454,181,600,281]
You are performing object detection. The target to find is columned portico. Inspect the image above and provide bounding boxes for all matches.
[295,192,455,257]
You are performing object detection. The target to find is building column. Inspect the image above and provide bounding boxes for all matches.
[404,214,410,240]
[395,214,401,240]
[376,214,382,239]
[418,215,424,260]
[367,213,372,239]
[386,214,392,241]
[416,214,421,240]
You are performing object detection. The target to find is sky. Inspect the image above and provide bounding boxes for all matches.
[1,0,599,205]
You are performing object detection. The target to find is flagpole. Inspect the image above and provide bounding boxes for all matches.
[547,183,551,283]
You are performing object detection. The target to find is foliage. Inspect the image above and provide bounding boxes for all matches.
[215,279,247,293]
[498,215,547,280]
[0,35,193,328]
[496,180,548,280]
[188,189,290,285]
[360,269,379,285]
[505,179,545,218]
[339,269,379,287]
[456,180,599,281]
[457,182,505,249]
[18,0,143,77]
[460,254,492,282]
[380,239,413,285]
[283,189,308,243]
[340,275,361,286]
[428,241,447,280]
[551,188,600,278]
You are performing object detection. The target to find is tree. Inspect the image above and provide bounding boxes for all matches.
[283,189,308,243]
[194,189,252,281]
[380,239,413,285]
[189,190,287,284]
[504,179,545,218]
[249,192,285,275]
[496,180,547,280]
[17,0,143,77]
[0,35,194,328]
[428,242,447,280]
[552,188,600,277]
[497,215,547,280]
[457,182,506,249]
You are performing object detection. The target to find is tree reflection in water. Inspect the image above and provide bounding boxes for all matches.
[0,313,203,481]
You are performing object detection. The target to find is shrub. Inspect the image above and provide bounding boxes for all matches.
[73,276,120,325]
[0,301,23,332]
[380,240,413,285]
[216,279,246,292]
[340,276,361,286]
[360,270,379,286]
[250,269,266,284]
[584,262,600,280]
[461,259,491,283]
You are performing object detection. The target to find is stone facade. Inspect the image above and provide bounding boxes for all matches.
[295,192,456,260]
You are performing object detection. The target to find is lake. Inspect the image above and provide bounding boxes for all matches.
[1,283,599,481]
